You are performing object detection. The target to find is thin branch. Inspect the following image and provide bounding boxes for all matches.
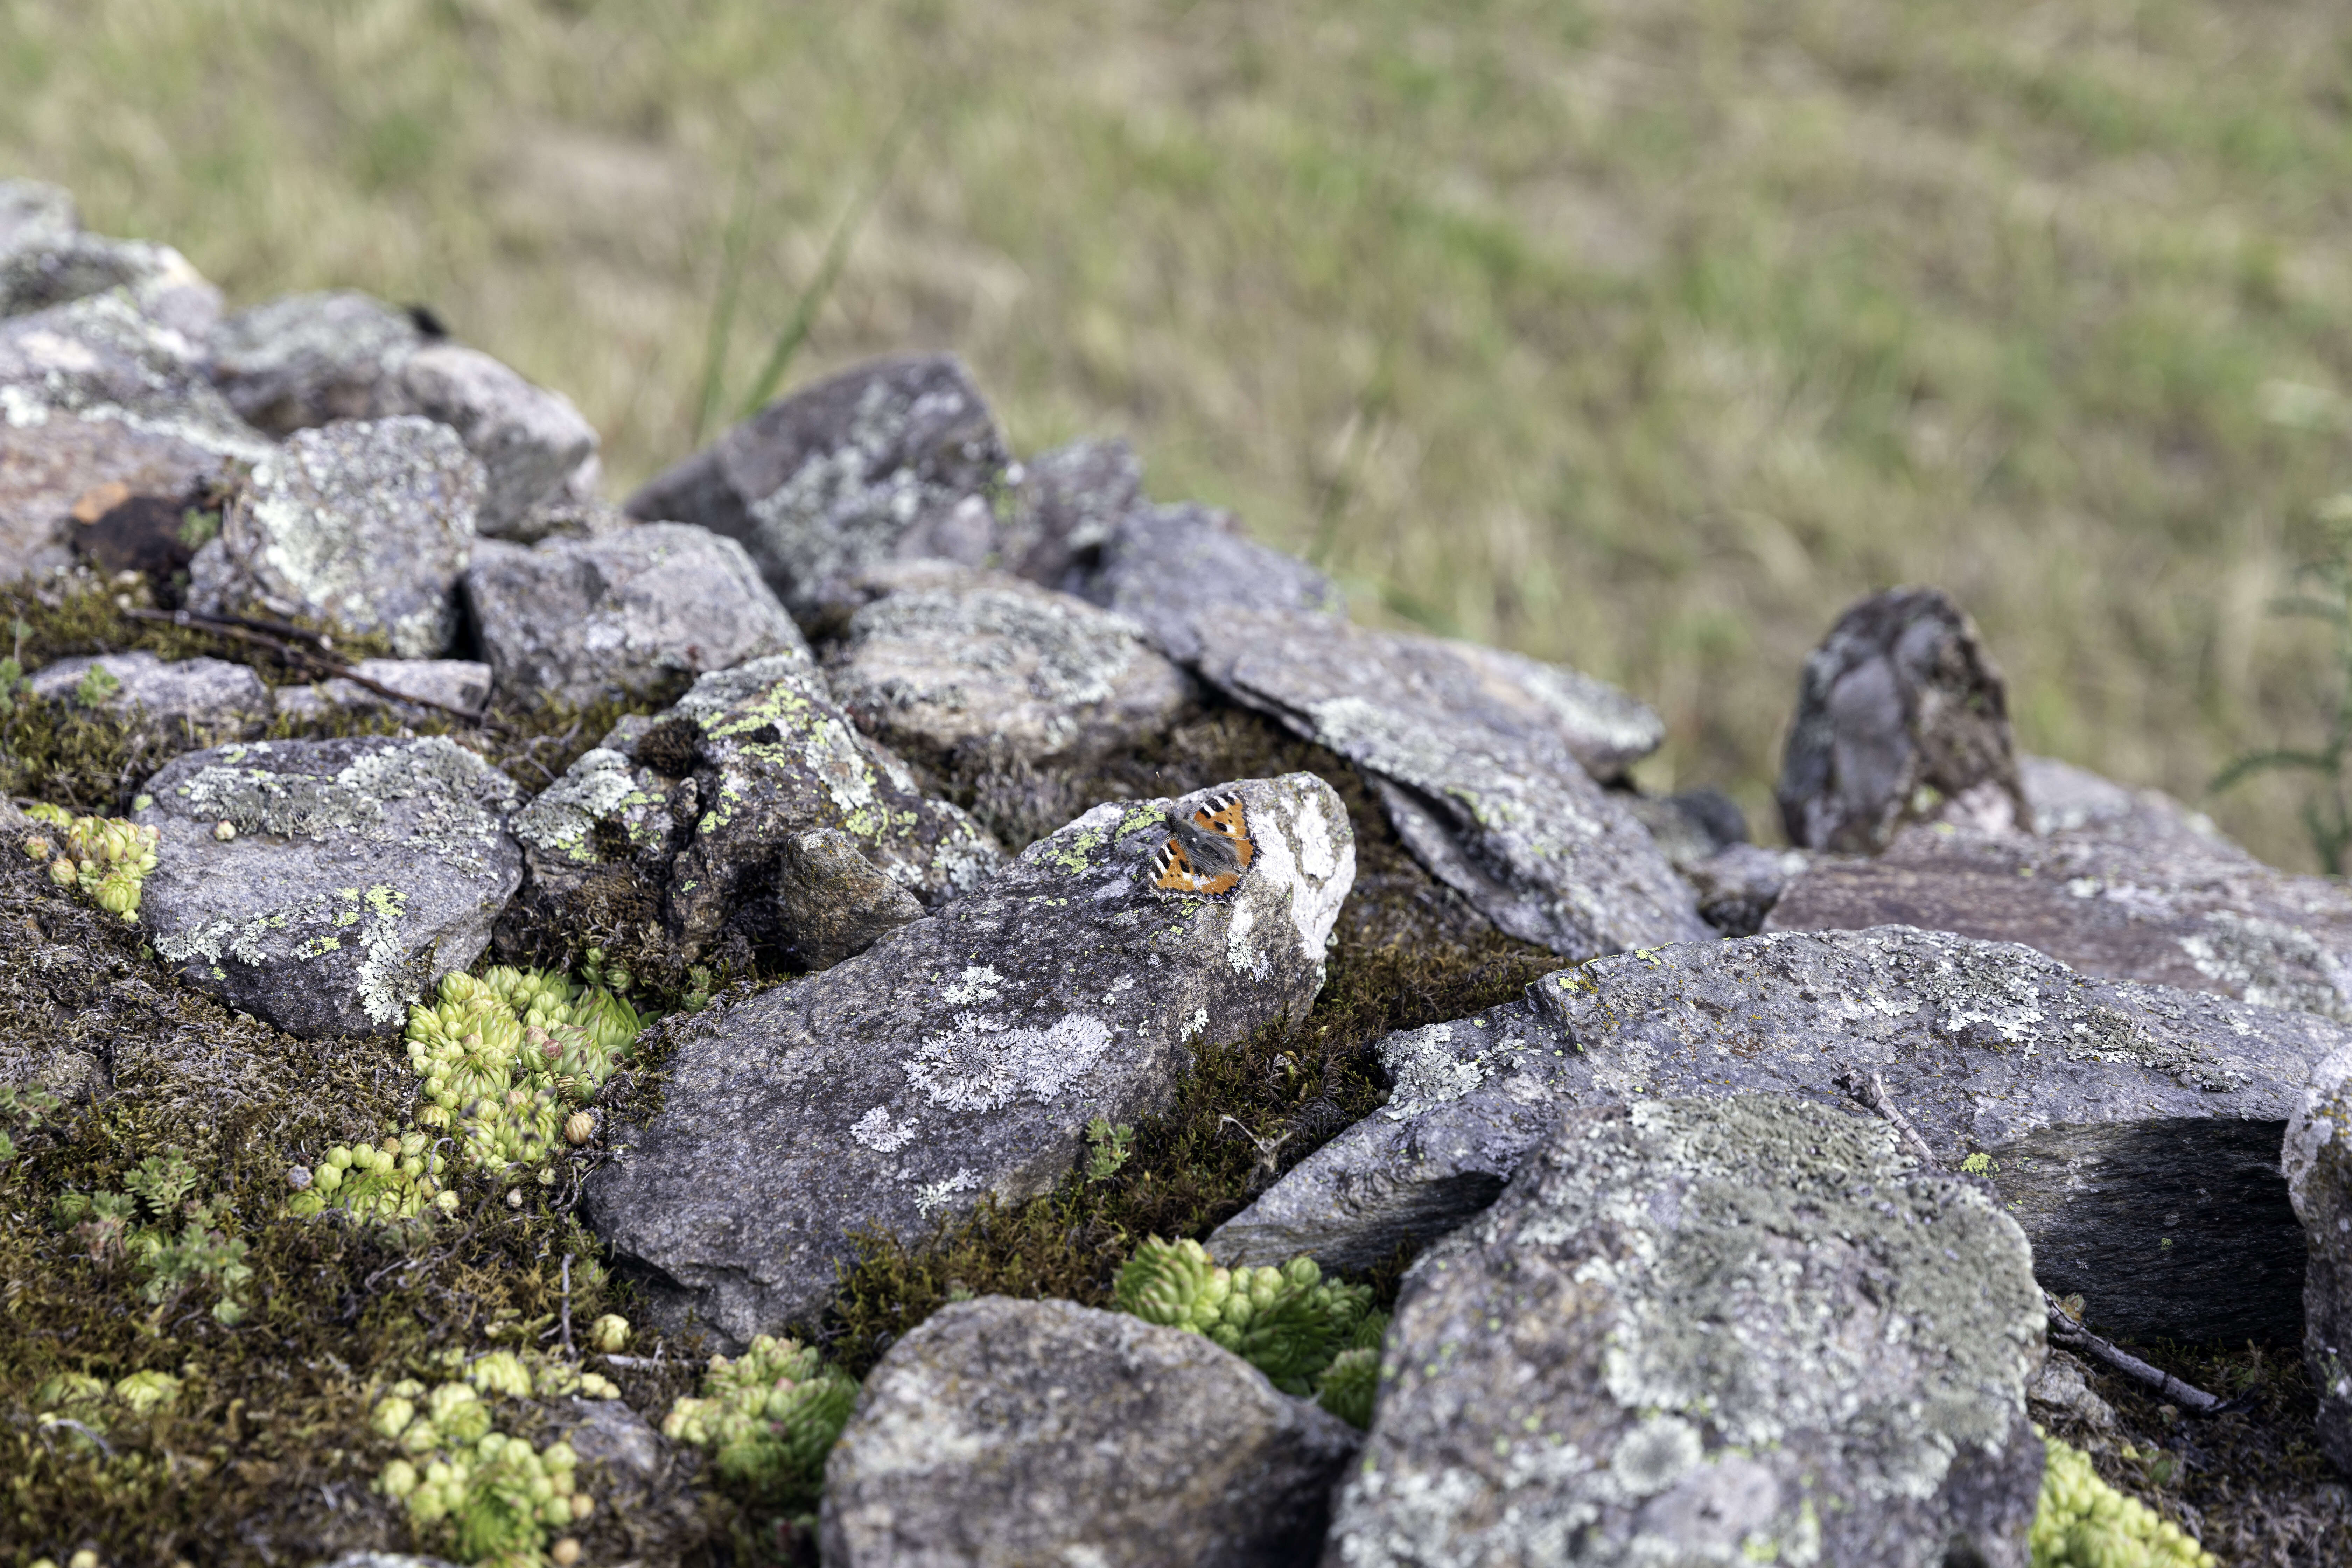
[1836,1070,1941,1170]
[119,607,487,723]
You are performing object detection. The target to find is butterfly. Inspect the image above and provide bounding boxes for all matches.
[1150,791,1254,896]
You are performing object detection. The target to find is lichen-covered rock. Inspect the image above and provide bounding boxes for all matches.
[2287,1045,2352,1472]
[0,180,220,330]
[1776,585,2027,853]
[1081,500,1346,665]
[1195,605,1704,958]
[2019,753,2225,845]
[135,736,523,1038]
[1213,925,2340,1345]
[0,179,78,262]
[507,657,996,965]
[1322,1094,2045,1568]
[463,523,808,709]
[397,343,598,533]
[624,353,1010,615]
[997,435,1143,589]
[764,826,925,970]
[28,651,271,739]
[208,293,598,529]
[822,1296,1359,1568]
[1,287,270,582]
[1767,817,2352,1023]
[273,658,494,723]
[187,416,483,657]
[585,772,1355,1342]
[821,560,1195,768]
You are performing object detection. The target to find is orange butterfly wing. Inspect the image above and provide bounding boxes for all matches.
[1150,793,1253,896]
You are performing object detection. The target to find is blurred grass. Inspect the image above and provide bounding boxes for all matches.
[5,0,2352,866]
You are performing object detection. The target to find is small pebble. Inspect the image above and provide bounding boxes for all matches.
[287,1165,312,1191]
[505,1188,524,1209]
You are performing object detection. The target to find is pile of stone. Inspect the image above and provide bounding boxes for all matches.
[12,176,2352,1565]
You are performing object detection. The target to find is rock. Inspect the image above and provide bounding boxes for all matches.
[1682,843,1811,938]
[0,179,78,261]
[506,656,997,966]
[1767,818,2352,1024]
[0,181,220,329]
[463,523,808,709]
[624,354,1010,616]
[1080,501,1346,665]
[187,417,483,657]
[27,651,271,738]
[1322,1094,2044,1568]
[764,826,925,970]
[394,343,599,533]
[208,294,600,528]
[1776,586,2028,853]
[2020,751,2232,847]
[996,436,1143,589]
[206,290,424,434]
[1211,925,2342,1345]
[273,659,494,723]
[1195,606,1705,958]
[2026,1349,2118,1432]
[585,771,1355,1342]
[820,560,1195,769]
[1,288,270,583]
[2287,1044,2352,1471]
[135,736,523,1038]
[549,1396,707,1566]
[822,1296,1358,1568]
[1621,786,1749,869]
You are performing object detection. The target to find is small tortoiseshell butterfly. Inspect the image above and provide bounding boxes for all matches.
[1150,791,1254,896]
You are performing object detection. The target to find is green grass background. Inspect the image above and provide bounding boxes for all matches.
[6,0,2352,868]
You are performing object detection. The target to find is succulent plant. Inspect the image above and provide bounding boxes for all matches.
[2031,1431,2214,1568]
[588,1313,630,1354]
[662,1334,860,1514]
[1314,1346,1380,1430]
[1114,1239,1375,1395]
[22,803,160,924]
[374,1365,599,1565]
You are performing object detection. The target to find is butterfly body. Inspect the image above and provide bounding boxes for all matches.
[1149,792,1254,896]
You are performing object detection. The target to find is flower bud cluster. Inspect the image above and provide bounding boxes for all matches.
[660,1334,860,1513]
[22,804,160,924]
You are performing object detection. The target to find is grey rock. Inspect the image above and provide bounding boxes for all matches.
[766,826,925,970]
[1,288,270,582]
[0,179,78,260]
[1621,787,1749,869]
[997,435,1143,589]
[550,1396,707,1565]
[0,183,220,329]
[1196,606,1705,958]
[507,656,997,965]
[1682,843,1811,938]
[1776,586,2028,852]
[187,416,483,657]
[1211,925,2342,1345]
[2019,751,2232,847]
[2287,1044,2352,1470]
[1082,500,1345,665]
[28,651,271,739]
[396,342,599,533]
[207,293,599,528]
[823,1296,1358,1568]
[2026,1349,2118,1432]
[822,560,1195,769]
[1323,1094,2044,1568]
[135,735,523,1038]
[273,658,494,723]
[625,353,1010,615]
[207,290,423,434]
[586,771,1356,1342]
[463,523,807,709]
[1765,818,2352,1023]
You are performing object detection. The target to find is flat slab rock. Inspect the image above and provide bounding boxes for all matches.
[1195,605,1704,959]
[821,559,1194,768]
[188,416,483,659]
[136,736,523,1039]
[2287,1045,2352,1472]
[586,772,1356,1344]
[624,353,1009,616]
[1768,816,2352,1024]
[824,1295,1358,1568]
[509,655,1000,963]
[1324,1094,2043,1568]
[274,659,494,723]
[465,522,809,709]
[1213,924,2346,1345]
[995,436,1142,589]
[1078,500,1346,666]
[29,650,271,737]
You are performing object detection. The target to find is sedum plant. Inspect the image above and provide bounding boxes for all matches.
[1113,1236,1376,1396]
[20,803,159,923]
[2031,1431,2214,1568]
[661,1334,861,1516]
